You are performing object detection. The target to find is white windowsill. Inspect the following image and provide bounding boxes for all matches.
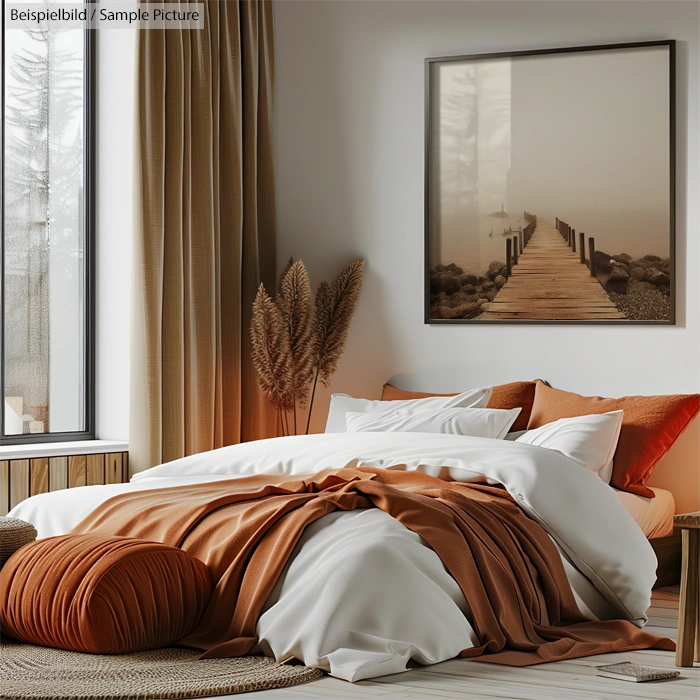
[0,440,129,461]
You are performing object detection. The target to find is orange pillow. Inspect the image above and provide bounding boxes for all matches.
[381,381,537,432]
[0,534,212,654]
[527,380,700,498]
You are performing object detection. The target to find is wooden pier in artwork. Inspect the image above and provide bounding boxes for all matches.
[480,217,626,320]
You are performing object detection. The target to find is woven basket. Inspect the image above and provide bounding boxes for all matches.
[0,517,38,568]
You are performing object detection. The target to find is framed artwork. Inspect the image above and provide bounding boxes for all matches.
[425,41,675,324]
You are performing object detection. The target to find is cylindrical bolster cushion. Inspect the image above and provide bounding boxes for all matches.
[0,534,212,654]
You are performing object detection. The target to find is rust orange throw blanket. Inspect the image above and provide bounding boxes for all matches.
[72,467,673,665]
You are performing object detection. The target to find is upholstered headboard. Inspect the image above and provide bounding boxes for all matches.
[646,415,700,514]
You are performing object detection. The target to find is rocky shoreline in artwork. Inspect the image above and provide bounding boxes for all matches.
[430,261,510,320]
[430,250,671,321]
[593,250,671,320]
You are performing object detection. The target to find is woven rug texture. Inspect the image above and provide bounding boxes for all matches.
[0,640,323,699]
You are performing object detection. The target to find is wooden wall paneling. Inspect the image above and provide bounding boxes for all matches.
[30,458,49,496]
[49,457,68,491]
[9,460,30,509]
[0,461,9,516]
[86,454,105,486]
[104,453,123,484]
[1,451,128,511]
[68,455,86,488]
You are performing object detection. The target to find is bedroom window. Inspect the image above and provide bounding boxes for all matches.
[1,2,94,443]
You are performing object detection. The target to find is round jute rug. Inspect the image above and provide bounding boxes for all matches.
[0,640,323,700]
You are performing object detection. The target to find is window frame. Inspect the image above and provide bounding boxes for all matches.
[0,6,95,444]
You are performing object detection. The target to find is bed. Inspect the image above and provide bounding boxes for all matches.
[616,487,675,539]
[614,486,680,588]
[4,381,697,682]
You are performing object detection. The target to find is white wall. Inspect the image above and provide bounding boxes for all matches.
[275,0,700,432]
[95,26,136,440]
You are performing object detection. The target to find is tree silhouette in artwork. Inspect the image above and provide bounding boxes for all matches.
[432,61,512,269]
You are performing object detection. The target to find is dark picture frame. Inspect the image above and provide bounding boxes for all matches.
[425,41,676,325]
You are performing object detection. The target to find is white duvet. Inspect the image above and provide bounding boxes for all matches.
[9,432,656,681]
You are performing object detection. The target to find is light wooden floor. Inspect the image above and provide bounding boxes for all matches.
[210,586,699,700]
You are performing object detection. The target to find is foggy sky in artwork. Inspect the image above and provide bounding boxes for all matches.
[430,45,670,271]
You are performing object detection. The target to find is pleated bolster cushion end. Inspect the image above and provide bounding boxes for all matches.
[0,534,212,654]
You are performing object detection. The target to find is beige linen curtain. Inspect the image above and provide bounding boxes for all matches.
[130,1,277,473]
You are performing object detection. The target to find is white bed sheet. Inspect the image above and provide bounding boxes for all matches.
[256,509,479,681]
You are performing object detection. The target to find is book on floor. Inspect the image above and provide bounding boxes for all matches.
[596,662,680,683]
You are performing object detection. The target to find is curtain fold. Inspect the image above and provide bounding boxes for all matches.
[130,1,277,473]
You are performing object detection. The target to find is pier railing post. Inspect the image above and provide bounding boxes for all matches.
[571,228,576,252]
[579,232,585,264]
[513,236,519,265]
[567,225,572,245]
[588,237,596,277]
[506,238,512,277]
[556,216,559,229]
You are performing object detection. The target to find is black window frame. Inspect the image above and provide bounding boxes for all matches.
[0,5,95,444]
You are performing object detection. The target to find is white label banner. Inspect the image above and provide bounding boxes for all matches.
[6,3,204,29]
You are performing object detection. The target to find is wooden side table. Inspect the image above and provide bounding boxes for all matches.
[674,511,699,667]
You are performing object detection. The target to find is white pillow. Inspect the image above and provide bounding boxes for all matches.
[324,387,493,433]
[515,410,624,482]
[345,406,522,439]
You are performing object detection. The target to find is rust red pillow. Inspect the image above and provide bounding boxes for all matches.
[381,381,537,433]
[527,380,700,498]
[0,534,212,654]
